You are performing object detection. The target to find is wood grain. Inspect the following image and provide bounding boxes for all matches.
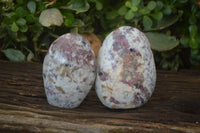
[0,60,199,133]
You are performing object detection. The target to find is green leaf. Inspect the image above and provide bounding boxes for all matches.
[17,0,23,4]
[118,6,127,16]
[190,49,199,56]
[2,49,26,61]
[125,1,132,8]
[106,11,118,20]
[79,26,94,33]
[71,19,84,27]
[143,16,152,30]
[147,1,156,10]
[196,34,200,44]
[29,23,42,33]
[189,25,198,38]
[70,27,78,33]
[96,1,103,11]
[196,11,200,19]
[180,36,189,48]
[125,10,135,20]
[16,7,26,17]
[39,8,63,27]
[189,37,198,49]
[162,61,169,70]
[20,25,28,32]
[27,1,36,14]
[64,13,74,27]
[152,12,163,20]
[3,17,13,25]
[16,18,26,26]
[145,32,179,51]
[130,6,138,12]
[66,0,90,13]
[156,1,163,11]
[27,51,34,61]
[163,6,172,15]
[8,27,17,39]
[189,14,196,24]
[131,0,141,6]
[26,14,35,23]
[17,33,27,42]
[139,7,151,15]
[147,13,180,31]
[11,22,19,32]
[0,29,6,39]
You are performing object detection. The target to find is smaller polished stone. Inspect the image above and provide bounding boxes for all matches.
[43,33,96,108]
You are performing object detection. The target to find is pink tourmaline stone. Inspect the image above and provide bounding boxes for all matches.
[95,26,156,109]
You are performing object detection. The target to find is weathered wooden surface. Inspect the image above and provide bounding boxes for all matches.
[0,60,199,133]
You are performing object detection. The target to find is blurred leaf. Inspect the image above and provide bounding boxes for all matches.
[180,36,189,48]
[39,8,63,27]
[16,7,26,17]
[64,13,74,27]
[125,1,132,8]
[162,61,169,70]
[189,14,196,24]
[163,6,172,15]
[118,6,127,16]
[143,16,152,30]
[196,11,200,18]
[2,49,25,61]
[26,14,35,23]
[27,51,34,61]
[20,25,28,32]
[71,19,84,27]
[70,27,78,33]
[17,33,27,42]
[30,23,42,33]
[0,29,6,39]
[11,22,19,32]
[27,1,36,14]
[130,6,138,12]
[96,1,103,11]
[131,0,141,6]
[7,27,17,39]
[189,25,198,37]
[106,11,118,20]
[3,17,13,25]
[66,0,90,13]
[189,37,198,49]
[17,0,23,4]
[147,13,180,31]
[16,18,26,26]
[147,1,156,10]
[125,10,135,20]
[139,7,151,15]
[79,26,94,33]
[196,34,200,43]
[191,49,199,56]
[145,32,179,51]
[152,12,163,20]
[156,1,163,11]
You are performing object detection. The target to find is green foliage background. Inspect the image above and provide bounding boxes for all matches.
[0,0,200,70]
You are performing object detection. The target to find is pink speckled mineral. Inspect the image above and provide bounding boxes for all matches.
[43,33,96,108]
[95,26,156,109]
